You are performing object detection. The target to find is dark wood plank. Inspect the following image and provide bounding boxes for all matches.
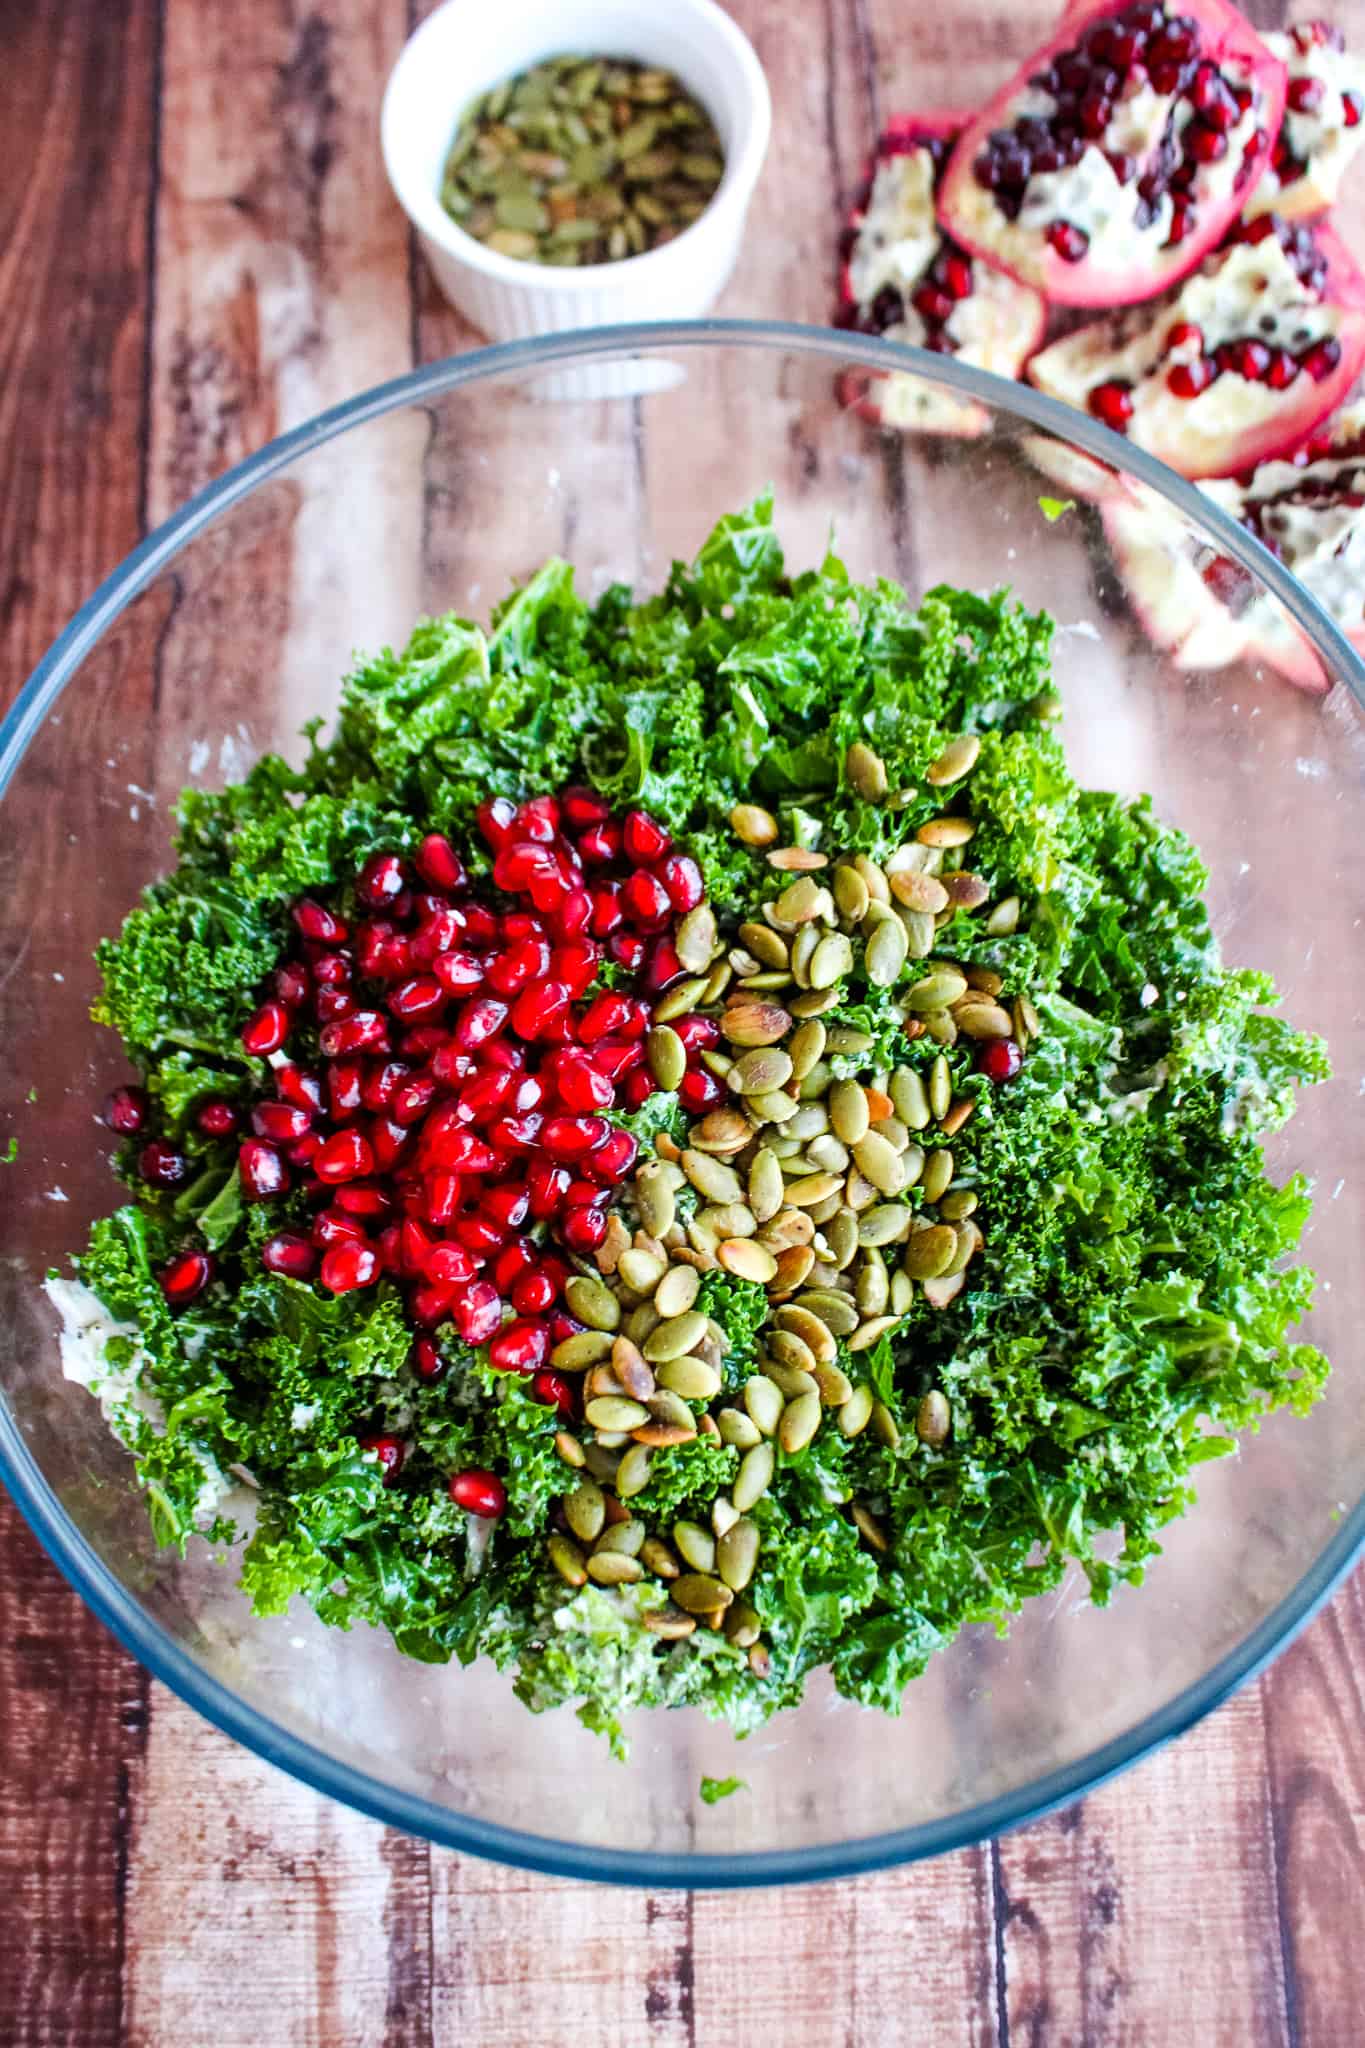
[0,0,161,2041]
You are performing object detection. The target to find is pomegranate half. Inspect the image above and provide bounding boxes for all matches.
[937,0,1288,308]
[1027,215,1365,477]
[1104,405,1365,690]
[1245,21,1365,222]
[836,114,1047,435]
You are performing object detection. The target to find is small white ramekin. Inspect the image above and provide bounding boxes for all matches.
[381,0,772,342]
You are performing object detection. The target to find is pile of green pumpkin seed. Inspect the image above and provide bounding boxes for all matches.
[543,733,1041,1663]
[439,55,726,266]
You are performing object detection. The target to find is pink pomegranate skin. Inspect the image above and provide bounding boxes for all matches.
[937,0,1288,308]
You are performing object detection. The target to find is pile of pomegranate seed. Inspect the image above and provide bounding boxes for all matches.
[213,792,714,1371]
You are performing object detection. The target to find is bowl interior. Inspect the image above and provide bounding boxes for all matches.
[2,326,1362,1883]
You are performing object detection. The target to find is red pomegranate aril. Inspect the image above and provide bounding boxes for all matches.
[241,1001,289,1057]
[621,1067,657,1111]
[450,1468,506,1519]
[399,1217,435,1273]
[1287,74,1326,115]
[195,1098,240,1138]
[455,1070,514,1124]
[452,996,508,1052]
[261,1231,317,1279]
[357,852,408,909]
[576,820,621,866]
[414,832,467,893]
[292,897,348,944]
[328,1058,365,1119]
[288,1131,322,1168]
[622,869,671,928]
[1088,379,1134,431]
[1266,349,1300,391]
[387,975,446,1023]
[977,1037,1024,1083]
[531,1369,575,1418]
[561,784,611,830]
[410,906,466,965]
[553,1054,616,1113]
[390,1076,437,1129]
[424,1242,476,1286]
[640,936,683,993]
[584,1038,641,1085]
[360,1060,408,1113]
[320,1241,380,1293]
[527,1158,572,1218]
[488,1318,550,1375]
[911,281,955,326]
[239,1139,288,1200]
[312,1207,366,1249]
[433,950,485,998]
[251,1101,313,1143]
[1234,340,1273,382]
[587,884,624,938]
[410,1333,446,1381]
[449,1281,502,1345]
[550,939,601,997]
[314,1129,375,1184]
[486,938,551,997]
[1344,90,1363,128]
[273,1064,323,1113]
[160,1250,213,1307]
[1167,357,1217,398]
[560,1203,608,1254]
[492,840,554,894]
[577,991,630,1044]
[939,251,973,300]
[1183,121,1228,164]
[1300,338,1342,383]
[492,1237,537,1291]
[609,930,646,971]
[103,1084,149,1134]
[475,796,517,851]
[273,960,311,1009]
[509,980,571,1041]
[398,1025,449,1062]
[423,1170,463,1226]
[540,1113,609,1160]
[622,811,670,866]
[319,1010,389,1057]
[552,886,594,943]
[671,1012,719,1050]
[512,1267,558,1315]
[315,985,356,1027]
[334,1181,391,1218]
[428,1126,500,1174]
[409,1278,457,1325]
[678,1065,724,1112]
[1045,220,1089,264]
[1165,320,1203,354]
[357,1433,405,1483]
[589,1127,638,1183]
[488,1112,545,1152]
[310,950,351,989]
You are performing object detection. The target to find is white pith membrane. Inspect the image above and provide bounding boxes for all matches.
[1104,402,1365,686]
[941,2,1280,300]
[1028,232,1351,476]
[1245,26,1365,220]
[844,145,1045,433]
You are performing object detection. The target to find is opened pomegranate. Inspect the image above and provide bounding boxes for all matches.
[836,114,1047,435]
[1105,404,1365,689]
[1245,22,1365,222]
[1028,216,1365,476]
[937,0,1287,308]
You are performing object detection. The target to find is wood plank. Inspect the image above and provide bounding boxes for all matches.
[996,1693,1293,2048]
[0,0,160,2042]
[123,1691,420,2048]
[428,1852,694,2047]
[1262,1569,1365,2048]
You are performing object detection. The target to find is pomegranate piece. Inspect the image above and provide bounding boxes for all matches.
[314,1129,375,1183]
[241,1000,290,1057]
[292,897,348,944]
[449,1281,503,1345]
[139,1139,187,1188]
[1029,218,1365,478]
[414,831,467,893]
[357,1432,406,1483]
[977,1038,1025,1084]
[159,1250,214,1307]
[410,1333,446,1382]
[239,1138,289,1200]
[320,1241,381,1293]
[195,1098,240,1138]
[836,113,1046,436]
[103,1084,149,1134]
[1105,400,1365,690]
[261,1231,318,1279]
[937,0,1287,307]
[251,1100,313,1143]
[1246,24,1365,222]
[356,852,408,908]
[530,1369,576,1417]
[488,1317,550,1375]
[449,1468,507,1519]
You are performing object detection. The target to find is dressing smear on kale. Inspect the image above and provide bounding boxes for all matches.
[55,498,1329,1757]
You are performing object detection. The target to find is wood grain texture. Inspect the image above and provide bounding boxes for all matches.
[1,4,1365,2046]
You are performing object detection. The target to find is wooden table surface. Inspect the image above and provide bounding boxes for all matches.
[2,1,1364,2041]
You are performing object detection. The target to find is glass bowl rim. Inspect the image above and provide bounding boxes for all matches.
[2,318,1361,1889]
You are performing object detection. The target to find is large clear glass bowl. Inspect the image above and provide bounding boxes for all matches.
[2,323,1361,1887]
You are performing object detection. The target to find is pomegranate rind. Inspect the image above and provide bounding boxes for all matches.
[937,0,1289,308]
[1245,26,1365,222]
[1027,221,1365,479]
[837,113,1048,436]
